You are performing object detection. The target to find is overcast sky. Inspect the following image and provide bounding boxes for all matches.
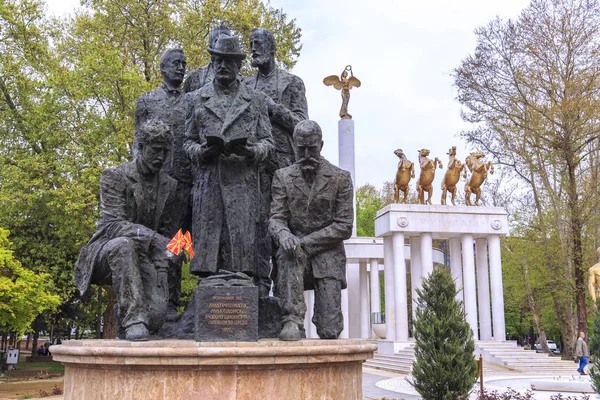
[46,0,531,196]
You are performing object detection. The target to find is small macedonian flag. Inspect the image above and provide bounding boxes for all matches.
[167,229,186,255]
[183,231,194,260]
[167,229,194,259]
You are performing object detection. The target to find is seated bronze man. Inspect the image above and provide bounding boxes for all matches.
[74,120,180,340]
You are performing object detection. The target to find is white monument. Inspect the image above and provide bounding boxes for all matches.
[375,204,509,353]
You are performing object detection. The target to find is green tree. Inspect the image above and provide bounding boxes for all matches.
[502,222,561,352]
[409,268,476,400]
[355,182,398,237]
[454,0,600,353]
[0,228,61,336]
[356,184,383,237]
[0,0,105,340]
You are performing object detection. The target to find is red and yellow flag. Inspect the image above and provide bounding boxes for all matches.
[183,231,194,260]
[166,229,194,259]
[167,229,186,255]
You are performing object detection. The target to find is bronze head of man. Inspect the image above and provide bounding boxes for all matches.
[160,49,186,87]
[207,35,246,87]
[136,119,171,174]
[249,28,276,72]
[293,120,323,182]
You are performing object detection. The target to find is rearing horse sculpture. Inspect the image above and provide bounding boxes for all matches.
[393,149,415,203]
[416,149,443,205]
[441,146,466,206]
[464,152,494,206]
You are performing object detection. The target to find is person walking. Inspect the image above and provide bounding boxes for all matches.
[576,331,589,375]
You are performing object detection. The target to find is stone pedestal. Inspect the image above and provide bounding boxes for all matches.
[52,339,376,400]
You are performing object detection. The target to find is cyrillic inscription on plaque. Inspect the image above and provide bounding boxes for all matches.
[194,286,258,342]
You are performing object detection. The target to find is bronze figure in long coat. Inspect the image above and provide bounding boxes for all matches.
[184,78,273,277]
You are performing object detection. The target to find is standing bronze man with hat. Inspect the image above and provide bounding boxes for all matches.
[184,35,274,279]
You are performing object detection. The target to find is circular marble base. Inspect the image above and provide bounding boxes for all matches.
[51,339,377,400]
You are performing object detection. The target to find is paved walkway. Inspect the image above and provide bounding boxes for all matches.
[4,366,591,399]
[363,367,420,399]
[362,365,594,400]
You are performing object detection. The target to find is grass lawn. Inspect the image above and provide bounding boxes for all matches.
[0,356,64,399]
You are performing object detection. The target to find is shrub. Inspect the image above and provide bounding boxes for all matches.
[408,268,477,399]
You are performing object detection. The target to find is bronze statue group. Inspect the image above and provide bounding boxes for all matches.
[73,27,354,342]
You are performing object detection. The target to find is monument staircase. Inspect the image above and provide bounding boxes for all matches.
[476,341,577,374]
[363,343,415,374]
[364,341,577,374]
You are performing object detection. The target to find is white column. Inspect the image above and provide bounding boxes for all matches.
[345,263,361,338]
[359,261,370,338]
[338,119,356,237]
[420,233,434,278]
[304,291,315,338]
[309,291,317,338]
[449,237,463,304]
[340,286,349,338]
[410,238,422,321]
[383,236,396,341]
[461,234,478,340]
[488,235,506,342]
[393,232,409,341]
[369,259,381,313]
[476,238,492,341]
[369,259,381,339]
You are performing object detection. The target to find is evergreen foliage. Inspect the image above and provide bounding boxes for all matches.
[409,268,477,400]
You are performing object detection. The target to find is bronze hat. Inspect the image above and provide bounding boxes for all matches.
[207,35,246,60]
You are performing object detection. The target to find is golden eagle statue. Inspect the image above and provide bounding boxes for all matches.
[323,65,361,119]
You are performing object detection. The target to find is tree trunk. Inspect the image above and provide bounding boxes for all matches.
[31,331,39,357]
[102,286,117,339]
[567,154,588,336]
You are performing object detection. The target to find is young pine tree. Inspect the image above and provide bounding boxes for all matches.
[409,268,477,400]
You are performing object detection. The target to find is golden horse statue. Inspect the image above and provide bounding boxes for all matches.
[441,146,466,206]
[464,152,494,206]
[589,248,600,307]
[416,149,443,205]
[393,149,415,203]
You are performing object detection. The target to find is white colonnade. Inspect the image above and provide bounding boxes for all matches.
[371,204,509,350]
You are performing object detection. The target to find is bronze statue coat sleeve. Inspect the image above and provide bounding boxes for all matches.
[270,77,308,133]
[300,170,354,257]
[251,93,274,163]
[183,92,206,165]
[268,169,293,246]
[99,168,158,254]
